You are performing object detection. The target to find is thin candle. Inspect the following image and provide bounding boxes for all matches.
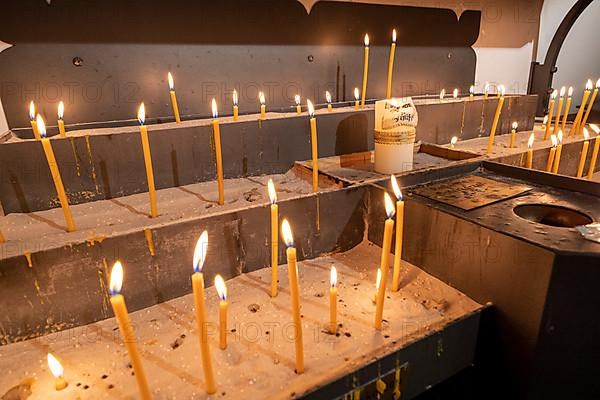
[192,232,217,393]
[29,101,40,139]
[546,134,557,172]
[386,29,397,99]
[562,87,573,131]
[510,122,518,148]
[390,176,404,292]
[37,115,76,232]
[542,115,549,135]
[57,101,66,137]
[374,268,382,304]
[108,261,152,400]
[259,91,266,120]
[307,100,319,193]
[329,266,338,334]
[361,34,370,108]
[212,99,225,205]
[137,104,158,218]
[526,133,535,169]
[469,85,474,101]
[450,136,458,149]
[295,95,302,114]
[326,91,333,112]
[375,193,395,330]
[553,86,566,135]
[487,84,505,154]
[570,80,593,136]
[484,83,490,99]
[580,79,600,134]
[587,124,600,179]
[552,130,564,174]
[0,229,5,244]
[281,219,304,374]
[354,88,360,110]
[47,353,68,391]
[214,275,228,350]
[168,72,181,123]
[268,178,279,297]
[544,90,557,140]
[233,89,239,121]
[577,128,590,178]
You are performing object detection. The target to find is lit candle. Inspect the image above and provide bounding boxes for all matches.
[542,115,549,135]
[509,121,518,148]
[0,228,4,243]
[484,83,490,99]
[354,88,360,110]
[326,91,333,112]
[544,90,557,140]
[57,101,66,138]
[37,115,76,232]
[29,101,40,139]
[361,34,370,108]
[329,266,338,334]
[439,88,446,101]
[233,89,239,121]
[546,134,557,172]
[214,274,228,350]
[453,88,459,100]
[212,99,225,205]
[374,268,381,304]
[587,124,600,179]
[307,100,319,193]
[192,232,217,393]
[167,72,181,123]
[281,219,304,374]
[137,104,158,218]
[553,86,566,135]
[450,136,458,149]
[570,79,593,136]
[562,86,573,131]
[390,176,404,292]
[295,95,302,114]
[577,128,590,178]
[469,85,474,101]
[386,29,397,99]
[268,178,279,298]
[375,193,395,330]
[47,353,68,391]
[108,261,152,400]
[526,133,535,169]
[259,91,266,120]
[487,84,505,154]
[580,78,599,134]
[552,130,563,174]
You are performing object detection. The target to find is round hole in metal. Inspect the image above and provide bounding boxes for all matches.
[513,204,592,228]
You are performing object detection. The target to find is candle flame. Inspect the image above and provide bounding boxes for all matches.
[596,78,600,89]
[390,174,402,201]
[469,85,474,95]
[330,266,337,288]
[259,91,265,105]
[212,98,218,119]
[58,101,64,120]
[47,353,64,379]
[214,274,227,301]
[450,136,458,146]
[568,86,574,97]
[439,89,446,100]
[551,134,557,147]
[168,72,175,91]
[384,192,395,219]
[267,178,277,204]
[557,130,563,145]
[326,91,332,104]
[559,86,566,97]
[233,89,238,106]
[484,82,490,94]
[583,127,590,141]
[499,84,506,97]
[36,114,47,138]
[109,261,123,295]
[453,89,459,99]
[392,29,397,43]
[29,101,35,120]
[551,89,557,99]
[193,231,209,273]
[527,133,535,149]
[543,115,548,125]
[307,99,315,118]
[512,121,518,130]
[137,103,146,125]
[354,88,360,101]
[586,79,593,90]
[364,34,369,47]
[375,268,382,291]
[590,123,600,134]
[281,219,294,248]
[295,94,301,105]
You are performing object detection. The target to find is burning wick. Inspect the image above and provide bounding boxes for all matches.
[47,353,68,391]
[450,136,458,149]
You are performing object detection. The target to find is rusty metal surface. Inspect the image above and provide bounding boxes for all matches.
[410,175,532,210]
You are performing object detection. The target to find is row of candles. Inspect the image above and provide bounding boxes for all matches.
[44,174,406,398]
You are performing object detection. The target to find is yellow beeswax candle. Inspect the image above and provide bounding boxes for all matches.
[168,72,181,123]
[526,133,535,169]
[562,87,573,131]
[108,261,152,400]
[386,29,397,99]
[469,85,474,101]
[510,122,518,148]
[545,90,557,140]
[29,101,40,139]
[484,83,490,99]
[47,353,68,391]
[268,178,279,297]
[361,34,370,108]
[390,175,404,292]
[307,100,319,193]
[329,266,338,334]
[487,85,505,154]
[374,268,382,304]
[211,99,225,205]
[192,232,217,394]
[57,101,66,138]
[354,88,360,110]
[281,219,304,374]
[295,94,302,114]
[375,193,395,330]
[326,91,333,112]
[577,128,590,178]
[259,91,266,120]
[214,275,228,350]
[570,80,592,136]
[37,115,76,232]
[0,228,5,243]
[137,104,158,218]
[587,124,600,179]
[233,89,239,121]
[580,79,599,134]
[546,134,557,172]
[553,86,566,135]
[552,130,563,173]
